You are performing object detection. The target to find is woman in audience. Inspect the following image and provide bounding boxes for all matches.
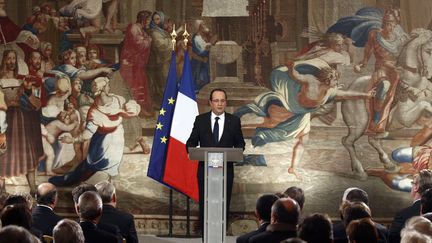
[346,218,378,243]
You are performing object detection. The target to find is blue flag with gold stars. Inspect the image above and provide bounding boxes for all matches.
[147,51,178,182]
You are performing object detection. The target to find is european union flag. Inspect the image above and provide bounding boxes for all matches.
[147,51,178,182]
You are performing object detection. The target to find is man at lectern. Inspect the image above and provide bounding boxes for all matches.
[186,88,245,235]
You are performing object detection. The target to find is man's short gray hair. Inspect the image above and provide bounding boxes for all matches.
[53,219,84,243]
[95,180,116,203]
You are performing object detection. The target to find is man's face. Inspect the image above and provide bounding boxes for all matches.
[330,39,343,53]
[383,21,396,33]
[5,52,16,71]
[209,91,226,116]
[88,49,98,60]
[29,52,41,70]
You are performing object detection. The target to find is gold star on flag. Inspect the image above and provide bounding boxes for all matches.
[168,97,175,105]
[160,136,167,143]
[156,122,163,130]
[159,108,166,116]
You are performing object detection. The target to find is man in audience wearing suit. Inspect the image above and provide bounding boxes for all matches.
[186,88,246,235]
[32,182,62,236]
[95,181,138,243]
[237,194,279,243]
[72,183,122,242]
[333,187,388,243]
[249,197,300,243]
[77,191,119,243]
[389,169,432,243]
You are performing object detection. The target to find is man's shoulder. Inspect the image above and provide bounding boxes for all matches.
[103,206,134,221]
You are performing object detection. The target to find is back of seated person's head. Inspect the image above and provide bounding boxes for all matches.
[342,187,369,205]
[72,183,97,204]
[36,182,57,207]
[281,238,306,243]
[77,191,103,221]
[346,218,378,243]
[271,198,300,226]
[400,228,431,243]
[421,188,432,214]
[95,180,116,204]
[403,216,432,236]
[1,204,33,230]
[255,194,279,222]
[0,225,39,243]
[417,169,432,196]
[53,219,85,243]
[283,186,305,210]
[298,213,332,243]
[4,194,33,209]
[341,201,372,227]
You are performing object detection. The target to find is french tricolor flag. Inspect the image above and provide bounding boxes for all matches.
[163,51,199,202]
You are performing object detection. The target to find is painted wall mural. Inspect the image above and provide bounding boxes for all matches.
[1,0,432,235]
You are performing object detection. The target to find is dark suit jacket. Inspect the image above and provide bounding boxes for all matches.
[388,200,421,243]
[236,222,269,243]
[99,204,138,243]
[249,223,297,243]
[32,205,62,236]
[80,221,119,243]
[333,221,389,243]
[186,111,245,150]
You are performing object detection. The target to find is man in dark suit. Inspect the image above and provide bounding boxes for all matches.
[32,182,62,236]
[95,180,138,243]
[237,194,279,243]
[77,191,119,243]
[249,197,299,243]
[72,184,122,243]
[186,88,246,235]
[388,169,432,243]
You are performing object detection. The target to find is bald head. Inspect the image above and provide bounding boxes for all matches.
[36,182,57,207]
[77,191,103,222]
[271,198,300,225]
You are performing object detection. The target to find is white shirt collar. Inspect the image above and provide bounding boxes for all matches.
[37,204,54,211]
[211,112,225,120]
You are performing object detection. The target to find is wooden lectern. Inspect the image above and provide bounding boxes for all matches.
[188,147,243,243]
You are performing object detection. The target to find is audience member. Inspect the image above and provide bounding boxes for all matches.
[72,183,122,241]
[32,182,62,236]
[76,191,119,243]
[1,204,42,240]
[298,213,332,243]
[282,187,305,211]
[402,216,432,236]
[249,197,300,243]
[389,169,432,243]
[400,229,431,243]
[3,193,34,209]
[72,183,97,205]
[0,225,40,243]
[95,180,138,243]
[346,218,379,243]
[421,188,432,214]
[53,219,85,243]
[236,194,279,243]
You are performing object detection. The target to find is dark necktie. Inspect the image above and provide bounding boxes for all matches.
[213,117,219,144]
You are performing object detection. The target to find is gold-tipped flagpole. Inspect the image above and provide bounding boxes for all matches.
[182,23,189,47]
[171,24,177,51]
